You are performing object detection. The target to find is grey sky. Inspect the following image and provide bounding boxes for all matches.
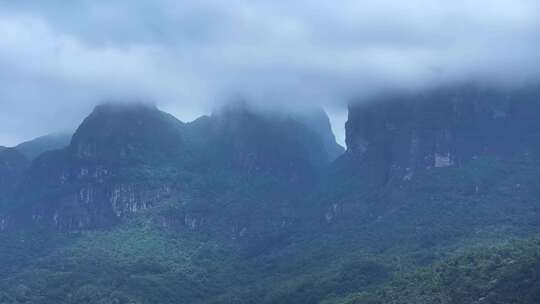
[1,0,539,146]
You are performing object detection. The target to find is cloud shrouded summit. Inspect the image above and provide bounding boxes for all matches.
[1,0,539,145]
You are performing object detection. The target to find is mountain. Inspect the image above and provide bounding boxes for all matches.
[340,85,540,187]
[7,102,189,230]
[69,102,187,163]
[15,133,72,160]
[291,108,345,161]
[3,101,340,232]
[189,102,340,180]
[317,85,540,303]
[1,88,540,304]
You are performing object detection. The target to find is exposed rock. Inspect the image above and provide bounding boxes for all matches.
[3,103,187,230]
[291,108,345,161]
[0,148,29,200]
[3,101,338,232]
[110,184,172,217]
[184,212,206,231]
[343,85,540,186]
[188,102,338,182]
[0,214,10,231]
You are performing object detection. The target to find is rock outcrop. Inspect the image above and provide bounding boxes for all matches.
[5,103,185,230]
[192,103,340,182]
[3,101,340,231]
[291,108,345,161]
[343,85,540,186]
[0,148,29,201]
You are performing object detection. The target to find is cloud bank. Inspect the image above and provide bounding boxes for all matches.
[1,0,539,145]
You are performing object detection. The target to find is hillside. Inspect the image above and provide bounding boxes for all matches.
[326,238,540,304]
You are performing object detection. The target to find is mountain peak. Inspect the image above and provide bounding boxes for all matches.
[69,102,185,162]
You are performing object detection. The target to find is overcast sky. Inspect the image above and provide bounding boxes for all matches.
[1,0,540,146]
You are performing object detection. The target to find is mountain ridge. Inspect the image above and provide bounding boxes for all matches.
[1,86,540,303]
[1,101,343,232]
[15,133,72,161]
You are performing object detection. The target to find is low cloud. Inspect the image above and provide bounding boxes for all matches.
[1,0,539,145]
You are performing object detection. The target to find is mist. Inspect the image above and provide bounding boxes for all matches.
[1,0,539,145]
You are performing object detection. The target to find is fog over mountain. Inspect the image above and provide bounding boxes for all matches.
[1,0,540,145]
[3,3,540,303]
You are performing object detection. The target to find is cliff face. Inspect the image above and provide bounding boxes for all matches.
[2,102,340,232]
[0,148,29,200]
[194,104,340,182]
[0,149,29,230]
[291,108,345,161]
[344,86,540,186]
[69,102,187,163]
[9,103,185,230]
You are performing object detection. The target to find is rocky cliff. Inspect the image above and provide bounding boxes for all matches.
[0,148,29,200]
[9,103,185,230]
[191,103,341,182]
[0,148,29,231]
[343,85,540,186]
[291,108,345,161]
[2,102,341,232]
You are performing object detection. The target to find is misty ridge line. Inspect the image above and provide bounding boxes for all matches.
[2,77,539,151]
[1,0,539,145]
